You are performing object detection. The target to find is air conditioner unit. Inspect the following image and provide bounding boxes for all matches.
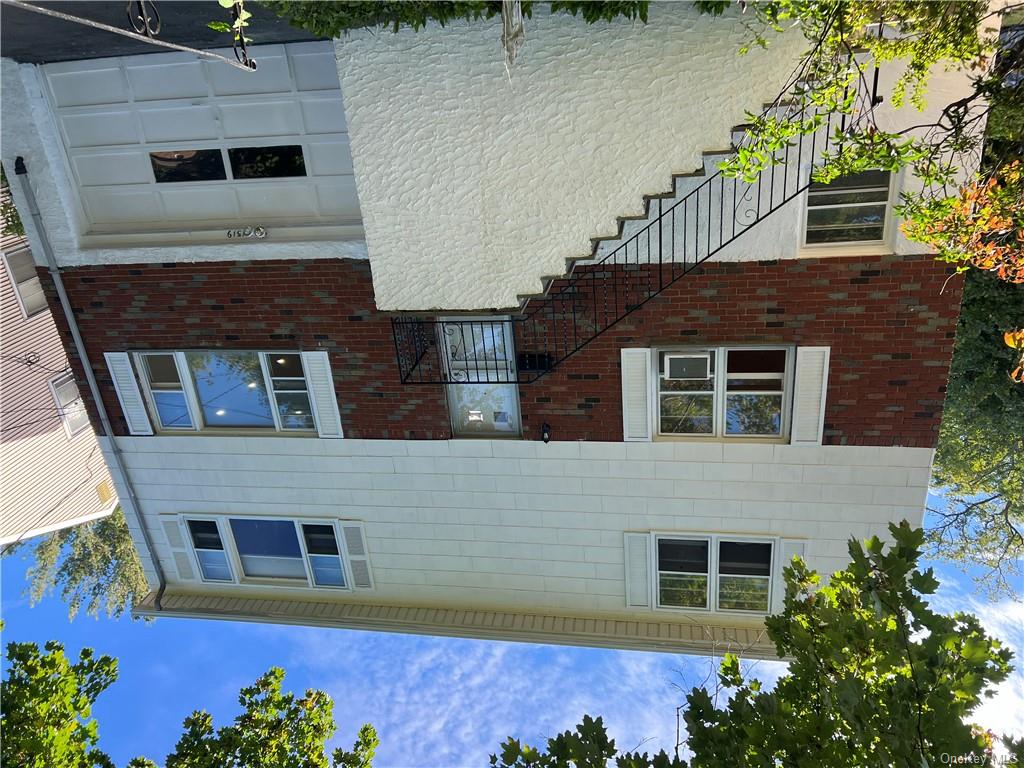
[664,353,711,381]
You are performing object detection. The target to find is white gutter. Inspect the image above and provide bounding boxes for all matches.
[11,156,166,610]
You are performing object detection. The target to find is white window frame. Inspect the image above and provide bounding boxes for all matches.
[132,350,317,434]
[801,168,896,250]
[181,515,354,591]
[2,247,48,319]
[48,372,90,438]
[654,346,793,440]
[652,533,777,615]
[440,317,522,438]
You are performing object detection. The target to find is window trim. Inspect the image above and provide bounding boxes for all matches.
[181,514,354,591]
[48,372,90,438]
[440,317,523,438]
[132,350,317,434]
[2,247,48,319]
[150,144,309,185]
[653,346,793,441]
[652,532,777,615]
[801,168,897,250]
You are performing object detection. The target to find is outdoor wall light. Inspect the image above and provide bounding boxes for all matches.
[541,422,551,443]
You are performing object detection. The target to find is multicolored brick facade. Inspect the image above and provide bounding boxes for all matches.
[44,252,960,447]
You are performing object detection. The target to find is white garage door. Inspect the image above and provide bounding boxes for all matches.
[42,42,360,236]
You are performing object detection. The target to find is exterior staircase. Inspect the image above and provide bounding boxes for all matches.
[393,80,881,385]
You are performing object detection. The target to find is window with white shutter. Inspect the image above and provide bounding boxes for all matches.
[119,349,344,438]
[105,352,154,435]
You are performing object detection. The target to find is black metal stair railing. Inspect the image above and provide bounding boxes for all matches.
[393,76,881,385]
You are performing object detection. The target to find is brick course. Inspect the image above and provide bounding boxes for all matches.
[45,253,960,447]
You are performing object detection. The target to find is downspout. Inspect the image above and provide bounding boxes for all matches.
[12,156,166,611]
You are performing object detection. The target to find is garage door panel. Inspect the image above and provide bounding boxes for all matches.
[61,112,140,148]
[82,187,163,225]
[73,152,153,187]
[291,48,342,92]
[306,141,354,177]
[159,187,241,221]
[207,51,292,96]
[139,106,220,143]
[301,98,347,135]
[48,68,129,107]
[219,102,303,139]
[235,184,318,218]
[316,179,361,221]
[127,61,209,101]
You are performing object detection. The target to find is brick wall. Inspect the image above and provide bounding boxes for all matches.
[519,253,961,447]
[46,253,960,446]
[45,258,452,440]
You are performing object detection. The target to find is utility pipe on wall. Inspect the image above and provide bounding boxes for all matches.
[12,156,166,611]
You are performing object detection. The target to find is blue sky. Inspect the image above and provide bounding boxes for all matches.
[2,500,1022,767]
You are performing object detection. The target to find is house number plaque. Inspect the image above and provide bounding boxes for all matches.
[226,226,267,239]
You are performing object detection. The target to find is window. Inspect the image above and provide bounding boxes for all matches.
[151,146,307,183]
[50,373,90,436]
[656,535,774,614]
[183,516,351,589]
[229,146,306,179]
[150,150,227,183]
[134,351,316,433]
[657,347,789,438]
[187,519,233,582]
[442,319,521,437]
[805,169,891,245]
[3,248,47,317]
[140,353,193,429]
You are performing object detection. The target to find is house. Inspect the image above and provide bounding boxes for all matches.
[0,184,117,546]
[0,3,971,656]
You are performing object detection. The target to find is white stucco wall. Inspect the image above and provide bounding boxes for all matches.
[335,6,980,310]
[120,435,932,637]
[334,5,809,310]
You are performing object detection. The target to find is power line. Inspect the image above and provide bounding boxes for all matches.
[0,353,70,375]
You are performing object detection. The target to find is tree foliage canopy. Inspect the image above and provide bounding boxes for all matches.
[0,640,118,768]
[929,269,1024,594]
[492,524,1021,768]
[1,644,378,768]
[21,507,150,620]
[262,1,649,36]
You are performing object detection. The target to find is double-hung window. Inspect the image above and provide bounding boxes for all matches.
[805,169,892,245]
[656,535,774,613]
[50,372,91,437]
[441,318,521,437]
[134,351,316,433]
[657,347,790,438]
[3,247,47,318]
[182,516,352,589]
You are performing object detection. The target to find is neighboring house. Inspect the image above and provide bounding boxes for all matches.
[0,4,973,656]
[0,186,116,546]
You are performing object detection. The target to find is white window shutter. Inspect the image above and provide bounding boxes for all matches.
[790,346,830,444]
[771,539,806,614]
[104,352,153,435]
[159,515,196,582]
[301,351,344,438]
[620,348,652,441]
[341,522,373,589]
[623,532,652,609]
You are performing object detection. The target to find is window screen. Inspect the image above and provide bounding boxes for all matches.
[806,170,890,244]
[229,518,305,579]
